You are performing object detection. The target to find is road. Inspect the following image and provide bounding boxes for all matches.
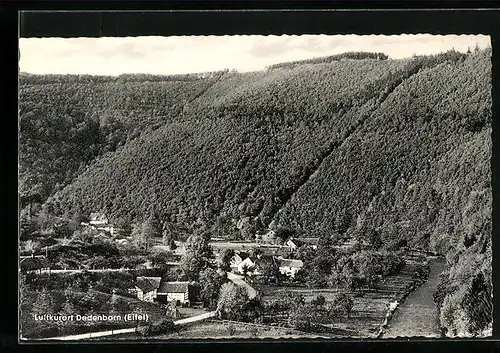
[29,311,217,341]
[383,257,446,338]
[227,272,258,299]
[29,264,181,275]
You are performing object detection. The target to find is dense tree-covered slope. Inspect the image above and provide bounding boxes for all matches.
[47,57,413,229]
[19,71,225,203]
[20,50,492,335]
[277,49,491,253]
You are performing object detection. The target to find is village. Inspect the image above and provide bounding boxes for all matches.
[21,211,360,340]
[20,209,441,340]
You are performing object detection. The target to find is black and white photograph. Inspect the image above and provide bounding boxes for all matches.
[18,32,492,340]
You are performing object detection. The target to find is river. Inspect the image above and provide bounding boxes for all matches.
[383,257,446,338]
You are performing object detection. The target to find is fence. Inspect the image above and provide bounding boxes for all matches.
[31,311,217,341]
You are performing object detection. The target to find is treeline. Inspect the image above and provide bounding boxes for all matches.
[19,70,228,85]
[292,237,406,290]
[266,51,389,71]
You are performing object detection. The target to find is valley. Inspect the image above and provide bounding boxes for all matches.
[19,48,493,339]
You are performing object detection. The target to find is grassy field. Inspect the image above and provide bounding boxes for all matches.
[93,320,322,340]
[177,307,208,319]
[257,261,422,338]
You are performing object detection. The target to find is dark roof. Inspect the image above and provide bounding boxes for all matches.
[20,257,50,271]
[135,276,161,292]
[277,258,304,269]
[296,237,319,245]
[237,251,250,260]
[288,238,305,247]
[158,281,189,294]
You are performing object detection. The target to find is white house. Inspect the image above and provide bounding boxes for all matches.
[285,238,305,251]
[230,252,245,272]
[135,276,162,302]
[237,257,257,275]
[261,230,276,243]
[157,281,190,305]
[89,213,109,227]
[276,257,304,278]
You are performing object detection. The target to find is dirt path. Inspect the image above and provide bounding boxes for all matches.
[29,311,216,341]
[383,257,446,338]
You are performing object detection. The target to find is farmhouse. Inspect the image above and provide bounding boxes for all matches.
[276,257,304,278]
[237,257,257,275]
[256,229,277,243]
[89,212,109,226]
[229,251,262,275]
[135,276,162,302]
[157,281,190,305]
[229,252,246,272]
[83,212,122,236]
[135,277,190,305]
[285,238,304,251]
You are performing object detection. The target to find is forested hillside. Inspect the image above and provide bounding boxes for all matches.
[19,49,492,336]
[44,57,412,230]
[19,71,225,206]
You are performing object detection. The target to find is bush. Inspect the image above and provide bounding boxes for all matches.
[138,319,176,337]
[137,324,151,337]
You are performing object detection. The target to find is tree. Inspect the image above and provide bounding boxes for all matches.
[181,233,214,281]
[462,272,492,334]
[352,251,381,289]
[257,257,283,284]
[240,263,252,280]
[115,217,132,237]
[24,240,41,255]
[150,249,175,268]
[180,251,204,282]
[32,288,55,317]
[60,287,78,316]
[288,303,318,331]
[78,290,100,314]
[216,282,249,321]
[131,217,160,251]
[198,268,225,309]
[142,214,162,242]
[328,292,354,318]
[312,295,326,308]
[168,237,177,251]
[219,249,235,273]
[275,227,295,244]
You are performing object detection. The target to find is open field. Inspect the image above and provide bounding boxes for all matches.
[92,320,322,340]
[257,261,422,338]
[383,258,446,338]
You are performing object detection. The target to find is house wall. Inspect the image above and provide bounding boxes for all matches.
[158,292,189,304]
[279,266,300,278]
[137,288,157,302]
[90,220,108,226]
[237,259,255,274]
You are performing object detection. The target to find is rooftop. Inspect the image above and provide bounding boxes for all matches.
[158,281,190,294]
[135,276,161,293]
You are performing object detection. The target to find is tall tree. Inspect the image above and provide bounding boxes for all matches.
[198,268,226,309]
[32,289,55,317]
[180,233,214,281]
[216,282,249,321]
